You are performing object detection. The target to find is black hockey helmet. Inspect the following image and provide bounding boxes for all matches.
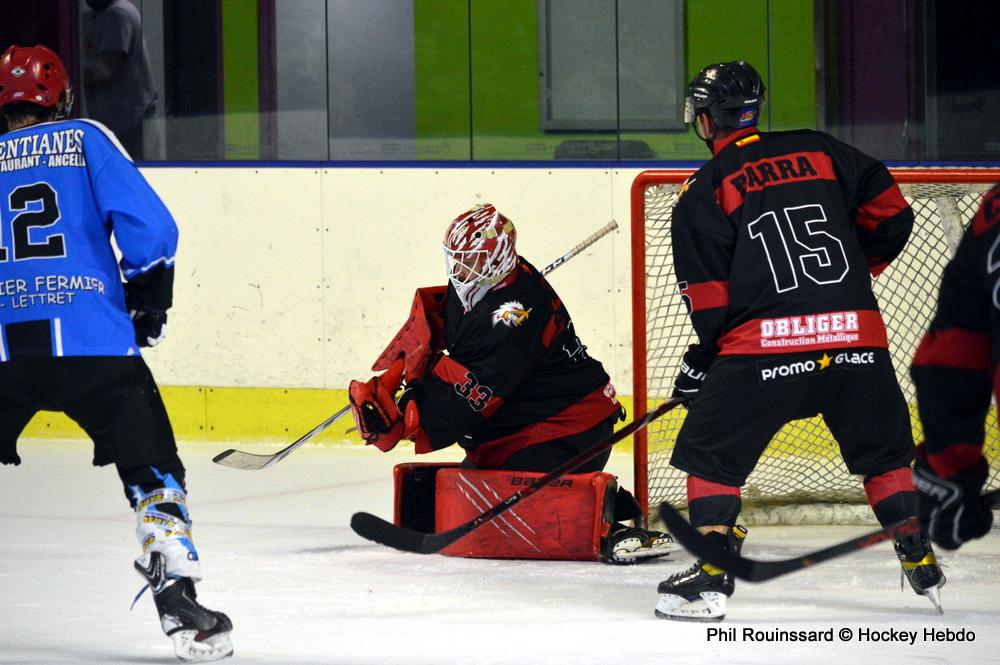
[685,61,765,130]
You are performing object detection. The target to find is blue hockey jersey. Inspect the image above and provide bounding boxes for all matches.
[0,119,177,359]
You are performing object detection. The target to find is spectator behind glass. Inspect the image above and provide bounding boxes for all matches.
[82,0,156,159]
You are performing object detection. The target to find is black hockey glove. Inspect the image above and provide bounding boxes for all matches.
[671,347,712,404]
[130,306,168,347]
[125,287,167,347]
[913,447,993,550]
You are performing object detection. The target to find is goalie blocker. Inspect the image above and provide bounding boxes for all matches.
[394,463,630,560]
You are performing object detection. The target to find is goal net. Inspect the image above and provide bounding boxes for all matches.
[631,167,1000,525]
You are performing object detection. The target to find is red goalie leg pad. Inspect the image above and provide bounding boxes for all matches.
[393,463,459,532]
[434,468,617,560]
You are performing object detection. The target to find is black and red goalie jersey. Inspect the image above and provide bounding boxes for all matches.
[911,183,1000,477]
[672,126,914,362]
[402,257,620,468]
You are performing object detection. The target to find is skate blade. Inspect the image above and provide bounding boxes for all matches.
[170,630,234,662]
[924,586,944,615]
[654,591,727,622]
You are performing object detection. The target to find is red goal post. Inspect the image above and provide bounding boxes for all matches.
[630,167,1000,523]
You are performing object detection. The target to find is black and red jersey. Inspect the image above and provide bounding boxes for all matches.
[911,183,1000,478]
[404,258,620,467]
[672,126,914,358]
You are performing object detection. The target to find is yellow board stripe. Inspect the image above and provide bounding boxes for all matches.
[21,387,638,452]
[22,386,358,444]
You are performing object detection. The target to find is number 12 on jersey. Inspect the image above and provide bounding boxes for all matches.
[0,182,66,262]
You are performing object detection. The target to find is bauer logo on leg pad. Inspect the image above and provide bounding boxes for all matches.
[509,477,574,488]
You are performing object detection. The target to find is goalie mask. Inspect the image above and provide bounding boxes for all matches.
[443,204,518,311]
[0,45,73,118]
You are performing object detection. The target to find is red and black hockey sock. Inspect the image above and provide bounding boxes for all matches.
[686,475,742,528]
[864,467,918,535]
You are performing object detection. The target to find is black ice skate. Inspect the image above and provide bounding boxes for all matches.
[135,552,234,662]
[604,525,678,564]
[895,535,946,614]
[654,525,748,622]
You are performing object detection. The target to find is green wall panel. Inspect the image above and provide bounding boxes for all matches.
[413,0,816,161]
[414,0,471,159]
[768,1,817,131]
[222,0,260,160]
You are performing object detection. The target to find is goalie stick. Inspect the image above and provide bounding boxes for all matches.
[351,397,683,554]
[540,220,617,276]
[213,220,619,470]
[211,405,351,470]
[658,489,1000,582]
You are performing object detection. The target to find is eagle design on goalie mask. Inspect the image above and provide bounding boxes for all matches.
[492,301,532,327]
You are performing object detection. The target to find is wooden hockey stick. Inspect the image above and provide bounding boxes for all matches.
[658,489,1000,582]
[212,220,619,470]
[212,405,351,470]
[351,398,683,554]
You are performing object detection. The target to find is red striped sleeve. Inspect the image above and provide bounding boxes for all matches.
[926,443,987,478]
[912,329,991,371]
[855,184,909,232]
[680,280,729,311]
[431,355,504,417]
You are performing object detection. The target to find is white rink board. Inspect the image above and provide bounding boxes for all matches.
[140,167,648,391]
[141,168,327,388]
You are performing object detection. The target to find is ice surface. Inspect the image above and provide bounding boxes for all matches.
[2,440,997,664]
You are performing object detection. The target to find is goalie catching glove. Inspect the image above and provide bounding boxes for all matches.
[349,359,422,452]
[913,444,993,550]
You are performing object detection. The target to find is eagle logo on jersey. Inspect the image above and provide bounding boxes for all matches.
[492,301,531,327]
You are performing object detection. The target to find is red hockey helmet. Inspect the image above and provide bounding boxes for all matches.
[0,45,73,117]
[443,203,518,310]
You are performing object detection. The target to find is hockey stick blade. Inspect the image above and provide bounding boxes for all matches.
[659,489,1000,582]
[351,397,683,554]
[212,404,352,470]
